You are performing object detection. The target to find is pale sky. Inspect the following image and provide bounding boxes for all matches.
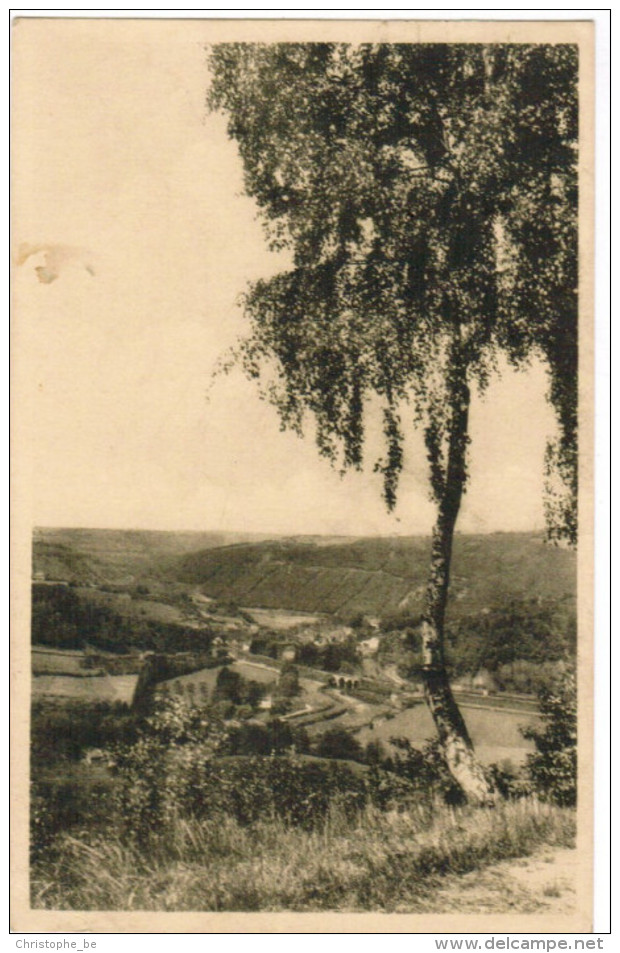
[13,20,558,537]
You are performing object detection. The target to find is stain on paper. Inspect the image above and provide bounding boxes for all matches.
[16,242,95,283]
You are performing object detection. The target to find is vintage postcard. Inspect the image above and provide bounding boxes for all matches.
[11,16,596,933]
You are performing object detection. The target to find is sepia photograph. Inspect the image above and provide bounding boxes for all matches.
[11,16,596,932]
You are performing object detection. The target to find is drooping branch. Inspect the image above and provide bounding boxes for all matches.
[207,41,578,800]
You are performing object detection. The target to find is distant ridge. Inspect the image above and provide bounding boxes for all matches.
[32,527,278,586]
[174,533,575,620]
[33,528,575,621]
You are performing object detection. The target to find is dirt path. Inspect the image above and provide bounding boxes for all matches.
[412,848,578,915]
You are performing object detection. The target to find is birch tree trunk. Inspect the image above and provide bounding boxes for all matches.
[420,367,496,805]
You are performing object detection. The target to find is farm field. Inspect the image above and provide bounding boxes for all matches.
[306,695,392,734]
[355,702,540,766]
[230,660,280,684]
[453,691,539,714]
[159,660,338,720]
[234,659,327,701]
[70,587,195,627]
[175,532,576,619]
[32,674,139,705]
[159,660,282,695]
[243,608,325,630]
[32,646,89,675]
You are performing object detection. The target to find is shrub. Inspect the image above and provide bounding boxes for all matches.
[486,760,532,800]
[213,667,244,704]
[30,775,116,862]
[389,737,466,804]
[223,718,308,757]
[315,727,364,763]
[225,721,271,756]
[348,612,367,631]
[31,700,139,765]
[110,695,224,841]
[110,698,413,838]
[379,611,423,634]
[212,667,268,709]
[364,738,388,766]
[249,636,279,659]
[182,756,368,828]
[521,667,577,807]
[275,663,300,698]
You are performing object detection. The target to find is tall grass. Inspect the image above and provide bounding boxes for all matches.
[32,797,574,912]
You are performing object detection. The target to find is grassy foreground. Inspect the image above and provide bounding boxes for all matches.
[32,797,574,912]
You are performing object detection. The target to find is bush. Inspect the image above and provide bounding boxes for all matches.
[223,719,309,757]
[379,611,423,634]
[212,667,268,709]
[521,667,577,807]
[270,697,291,715]
[389,737,466,805]
[30,775,116,862]
[315,727,364,763]
[31,700,139,765]
[486,760,532,800]
[348,612,367,631]
[249,636,279,659]
[275,663,300,698]
[364,738,388,766]
[182,756,368,829]
[109,695,224,841]
[108,699,414,838]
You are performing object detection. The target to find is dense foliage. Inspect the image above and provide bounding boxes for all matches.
[249,633,361,672]
[63,695,419,844]
[30,692,484,855]
[223,719,310,757]
[295,637,361,671]
[31,699,139,765]
[443,597,576,696]
[30,681,578,898]
[315,726,365,763]
[445,598,576,676]
[212,665,268,709]
[522,667,577,807]
[275,661,301,698]
[377,597,576,689]
[209,43,578,541]
[32,584,213,654]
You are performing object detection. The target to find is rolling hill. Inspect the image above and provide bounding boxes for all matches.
[32,527,276,586]
[32,528,576,621]
[173,533,575,620]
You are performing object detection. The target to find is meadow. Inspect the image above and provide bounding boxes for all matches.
[158,659,280,695]
[31,796,574,912]
[356,704,539,766]
[244,607,325,630]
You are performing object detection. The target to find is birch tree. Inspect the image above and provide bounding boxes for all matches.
[208,42,578,803]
